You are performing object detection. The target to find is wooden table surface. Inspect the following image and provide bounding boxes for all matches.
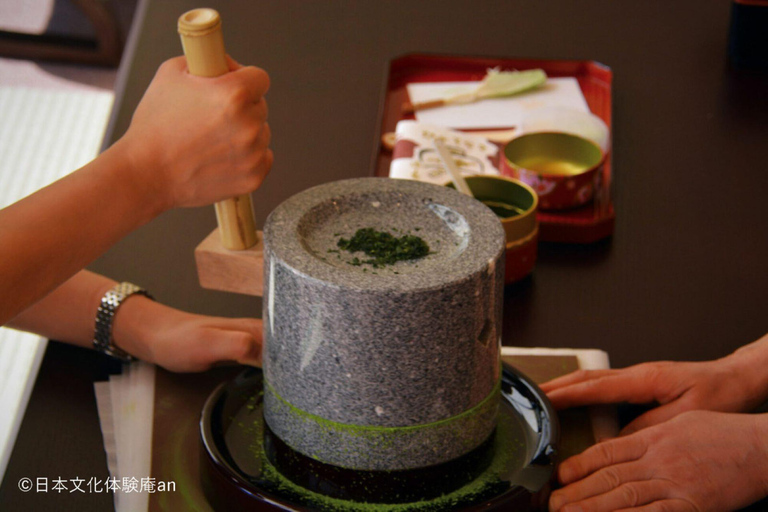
[2,1,767,510]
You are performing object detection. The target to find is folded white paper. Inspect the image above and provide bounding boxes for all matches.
[95,362,155,512]
[408,77,589,129]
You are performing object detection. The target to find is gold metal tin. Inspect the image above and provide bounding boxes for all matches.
[447,175,538,244]
[504,132,605,210]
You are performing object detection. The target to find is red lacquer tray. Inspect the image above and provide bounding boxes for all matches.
[372,53,614,244]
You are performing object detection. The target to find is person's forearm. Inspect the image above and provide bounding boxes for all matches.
[8,270,118,348]
[8,268,263,371]
[726,333,768,409]
[0,139,165,325]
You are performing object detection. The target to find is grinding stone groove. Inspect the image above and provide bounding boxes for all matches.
[263,379,501,471]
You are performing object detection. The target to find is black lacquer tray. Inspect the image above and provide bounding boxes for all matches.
[199,364,558,511]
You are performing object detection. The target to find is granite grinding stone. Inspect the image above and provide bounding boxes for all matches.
[262,178,505,470]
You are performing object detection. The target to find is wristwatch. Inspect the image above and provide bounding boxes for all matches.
[93,282,154,363]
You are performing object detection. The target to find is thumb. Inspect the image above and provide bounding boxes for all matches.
[205,329,262,367]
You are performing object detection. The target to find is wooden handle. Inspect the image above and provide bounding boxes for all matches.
[178,8,257,250]
[401,98,447,114]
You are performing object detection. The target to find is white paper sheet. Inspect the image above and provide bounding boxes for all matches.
[0,332,47,485]
[96,362,155,512]
[408,77,590,129]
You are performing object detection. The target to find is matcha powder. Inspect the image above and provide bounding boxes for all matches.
[336,228,430,268]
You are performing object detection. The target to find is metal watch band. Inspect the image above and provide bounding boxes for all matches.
[93,282,154,363]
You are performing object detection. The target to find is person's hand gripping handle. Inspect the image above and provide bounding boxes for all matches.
[178,8,259,250]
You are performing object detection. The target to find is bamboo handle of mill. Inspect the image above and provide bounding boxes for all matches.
[178,8,257,250]
[402,98,447,114]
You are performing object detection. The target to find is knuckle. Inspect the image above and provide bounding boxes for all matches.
[260,69,270,93]
[570,369,591,383]
[248,66,270,94]
[231,336,253,360]
[246,149,266,169]
[223,85,250,113]
[574,369,590,379]
[260,150,274,175]
[230,126,259,152]
[618,483,641,507]
[252,147,274,171]
[262,123,272,146]
[243,124,263,147]
[595,441,616,466]
[600,467,622,489]
[558,457,588,485]
[233,87,251,107]
[641,364,666,389]
[557,460,575,482]
[158,58,176,74]
[245,167,266,190]
[638,362,659,378]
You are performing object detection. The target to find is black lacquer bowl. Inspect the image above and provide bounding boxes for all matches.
[200,364,558,511]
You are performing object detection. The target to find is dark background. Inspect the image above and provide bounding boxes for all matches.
[3,0,767,510]
[95,0,766,368]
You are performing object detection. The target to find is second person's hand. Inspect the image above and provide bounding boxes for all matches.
[541,334,768,435]
[549,410,768,512]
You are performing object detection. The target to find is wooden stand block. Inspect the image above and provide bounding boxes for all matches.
[195,228,264,296]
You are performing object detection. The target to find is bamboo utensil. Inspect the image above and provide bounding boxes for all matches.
[178,8,258,250]
[436,140,528,217]
[403,68,547,114]
[433,140,473,197]
[435,139,524,217]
